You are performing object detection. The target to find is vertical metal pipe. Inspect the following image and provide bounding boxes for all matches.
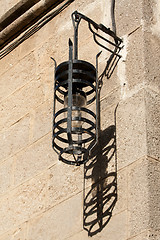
[72,11,80,60]
[51,57,57,152]
[74,24,78,60]
[67,39,73,145]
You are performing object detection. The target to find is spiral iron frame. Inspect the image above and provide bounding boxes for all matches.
[52,11,122,165]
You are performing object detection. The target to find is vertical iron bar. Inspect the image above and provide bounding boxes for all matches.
[67,39,73,145]
[51,57,58,152]
[72,11,81,60]
[74,23,78,60]
[88,51,102,157]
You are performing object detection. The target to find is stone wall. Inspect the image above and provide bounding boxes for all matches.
[0,0,159,239]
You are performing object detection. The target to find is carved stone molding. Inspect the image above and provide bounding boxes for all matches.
[0,0,65,49]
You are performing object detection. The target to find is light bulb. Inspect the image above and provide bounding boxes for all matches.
[64,90,86,128]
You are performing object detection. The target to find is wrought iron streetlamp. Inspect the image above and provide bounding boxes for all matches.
[52,11,122,165]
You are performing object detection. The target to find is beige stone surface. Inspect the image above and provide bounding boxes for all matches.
[143,31,160,92]
[27,192,83,240]
[14,133,56,186]
[0,52,36,101]
[46,162,83,209]
[129,230,160,240]
[0,78,44,130]
[0,222,27,240]
[0,47,20,76]
[0,157,13,196]
[79,36,99,66]
[113,168,128,215]
[117,89,147,169]
[128,157,150,238]
[32,99,53,142]
[67,210,128,240]
[0,0,159,239]
[18,34,37,60]
[0,115,30,162]
[125,28,145,90]
[116,0,143,37]
[145,89,160,160]
[98,61,119,98]
[147,158,160,230]
[0,172,47,235]
[128,156,160,238]
[100,95,119,131]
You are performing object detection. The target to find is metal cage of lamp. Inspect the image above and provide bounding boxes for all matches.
[52,11,122,166]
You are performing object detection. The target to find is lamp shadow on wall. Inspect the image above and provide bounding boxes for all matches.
[83,110,118,236]
[83,40,121,236]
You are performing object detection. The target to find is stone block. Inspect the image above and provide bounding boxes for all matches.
[0,232,11,240]
[34,18,60,52]
[0,172,48,235]
[19,34,37,59]
[113,168,128,215]
[0,78,44,130]
[125,28,145,90]
[65,230,93,240]
[100,91,120,131]
[116,89,147,169]
[46,162,83,209]
[75,0,103,21]
[147,158,160,230]
[82,210,128,240]
[32,99,53,142]
[83,135,127,236]
[100,87,120,109]
[0,115,30,162]
[84,123,117,180]
[142,0,155,27]
[27,192,83,240]
[83,179,118,237]
[55,25,73,63]
[75,0,104,46]
[0,157,13,196]
[79,36,99,67]
[0,222,27,240]
[0,52,36,101]
[100,104,116,131]
[34,63,54,102]
[116,0,143,36]
[84,126,117,188]
[98,60,120,98]
[129,230,160,240]
[83,166,127,238]
[145,89,160,160]
[14,133,56,186]
[128,156,160,238]
[128,157,150,238]
[100,210,127,240]
[143,31,160,92]
[35,38,59,100]
[12,223,27,240]
[0,47,19,76]
[35,36,59,73]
